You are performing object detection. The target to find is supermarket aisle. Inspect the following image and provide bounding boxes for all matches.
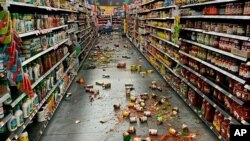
[40,34,217,141]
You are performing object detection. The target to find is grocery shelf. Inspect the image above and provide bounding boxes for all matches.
[77,38,96,72]
[9,1,77,13]
[67,29,77,34]
[129,36,228,141]
[31,53,70,89]
[145,17,174,20]
[147,25,173,32]
[180,77,241,125]
[140,0,155,6]
[179,63,245,106]
[77,41,91,58]
[6,69,67,141]
[150,5,176,11]
[22,38,69,66]
[181,15,250,20]
[146,49,180,78]
[0,114,12,128]
[149,44,180,64]
[19,25,68,38]
[80,35,91,45]
[175,91,226,141]
[182,28,250,41]
[10,53,70,108]
[180,0,238,8]
[180,38,247,62]
[67,20,79,23]
[137,10,151,14]
[150,34,179,48]
[0,93,11,104]
[179,50,246,84]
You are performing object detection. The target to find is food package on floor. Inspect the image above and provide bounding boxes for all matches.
[168,128,177,136]
[127,126,136,134]
[117,62,126,68]
[123,132,131,141]
[96,81,104,86]
[139,116,147,123]
[151,93,157,99]
[129,116,137,123]
[146,69,153,74]
[127,102,135,108]
[130,96,136,102]
[84,84,93,88]
[130,65,136,71]
[182,124,189,133]
[102,74,110,78]
[149,129,158,135]
[77,77,85,84]
[140,93,149,100]
[140,71,146,77]
[126,88,131,97]
[113,104,121,109]
[144,111,151,117]
[136,106,143,112]
[122,111,130,117]
[125,83,133,87]
[137,65,142,72]
[103,83,111,89]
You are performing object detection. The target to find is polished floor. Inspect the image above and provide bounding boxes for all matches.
[40,34,218,141]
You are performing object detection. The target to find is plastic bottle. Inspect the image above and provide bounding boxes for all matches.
[22,100,29,118]
[0,103,4,119]
[32,93,39,106]
[7,112,17,132]
[27,99,33,115]
[15,105,24,127]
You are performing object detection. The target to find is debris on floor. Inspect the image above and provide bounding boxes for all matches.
[75,120,81,124]
[76,77,85,84]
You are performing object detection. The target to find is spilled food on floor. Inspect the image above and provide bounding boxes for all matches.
[40,33,216,141]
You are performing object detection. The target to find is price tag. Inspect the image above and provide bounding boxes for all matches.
[15,135,18,139]
[202,95,205,98]
[228,94,232,98]
[29,117,32,120]
[228,116,232,121]
[213,104,217,108]
[40,131,43,134]
[210,126,213,129]
[22,125,26,129]
[242,120,247,124]
[199,115,202,118]
[218,136,222,139]
[194,109,197,112]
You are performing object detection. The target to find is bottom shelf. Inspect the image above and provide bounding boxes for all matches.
[127,37,226,141]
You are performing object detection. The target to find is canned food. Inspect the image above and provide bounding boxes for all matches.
[137,65,142,72]
[140,71,146,77]
[140,102,145,107]
[129,116,137,123]
[139,116,148,123]
[149,129,157,135]
[168,128,177,135]
[130,65,136,71]
[113,104,121,109]
[103,83,111,89]
[128,102,135,108]
[102,74,110,78]
[85,85,93,88]
[136,106,143,112]
[146,69,153,74]
[127,126,136,134]
[122,111,130,117]
[144,111,151,117]
[130,96,136,102]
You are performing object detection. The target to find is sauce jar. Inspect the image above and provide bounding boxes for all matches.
[205,103,215,122]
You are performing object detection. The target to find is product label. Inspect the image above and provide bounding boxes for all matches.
[10,119,17,129]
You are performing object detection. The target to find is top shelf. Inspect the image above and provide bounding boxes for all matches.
[181,15,250,20]
[180,0,238,8]
[140,0,155,6]
[9,1,78,13]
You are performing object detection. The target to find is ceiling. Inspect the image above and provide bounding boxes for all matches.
[88,0,133,6]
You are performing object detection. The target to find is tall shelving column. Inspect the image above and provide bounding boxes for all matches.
[0,1,97,141]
